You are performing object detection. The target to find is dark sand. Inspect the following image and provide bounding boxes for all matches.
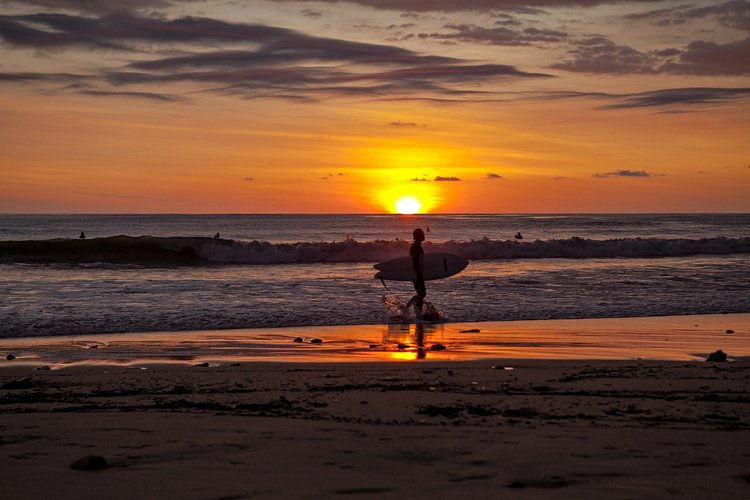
[2,358,749,499]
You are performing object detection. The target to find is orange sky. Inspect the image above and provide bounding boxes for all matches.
[1,0,748,213]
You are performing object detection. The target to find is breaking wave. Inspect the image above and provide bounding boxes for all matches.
[1,235,749,265]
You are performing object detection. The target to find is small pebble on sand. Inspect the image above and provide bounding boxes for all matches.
[71,455,108,471]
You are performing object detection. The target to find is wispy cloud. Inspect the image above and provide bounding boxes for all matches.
[418,23,568,46]
[593,169,661,178]
[600,87,750,109]
[78,89,183,101]
[625,1,750,33]
[272,0,662,12]
[5,0,171,14]
[434,176,461,181]
[486,173,503,179]
[391,120,424,127]
[0,12,552,101]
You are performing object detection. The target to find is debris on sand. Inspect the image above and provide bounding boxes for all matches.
[706,350,728,362]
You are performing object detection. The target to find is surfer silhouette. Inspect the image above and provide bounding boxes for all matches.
[407,228,426,318]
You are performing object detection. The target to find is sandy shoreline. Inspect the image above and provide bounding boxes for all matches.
[2,313,749,367]
[2,356,750,499]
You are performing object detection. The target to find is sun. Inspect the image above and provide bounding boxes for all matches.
[395,196,422,214]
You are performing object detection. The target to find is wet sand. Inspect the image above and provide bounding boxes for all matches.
[3,313,750,366]
[2,357,750,498]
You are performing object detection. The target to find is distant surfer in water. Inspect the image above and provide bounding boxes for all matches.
[407,228,426,318]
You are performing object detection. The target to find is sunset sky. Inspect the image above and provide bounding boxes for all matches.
[1,0,748,213]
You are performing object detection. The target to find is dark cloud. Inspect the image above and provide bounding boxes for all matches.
[4,0,171,14]
[434,176,461,181]
[593,169,659,178]
[411,177,429,181]
[79,89,182,101]
[0,12,552,101]
[661,37,750,76]
[272,0,660,12]
[0,71,89,83]
[0,12,302,49]
[419,23,568,46]
[550,36,657,74]
[601,87,750,109]
[552,34,750,76]
[625,1,750,33]
[486,173,502,179]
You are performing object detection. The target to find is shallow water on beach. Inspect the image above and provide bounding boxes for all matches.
[1,255,749,337]
[2,314,749,366]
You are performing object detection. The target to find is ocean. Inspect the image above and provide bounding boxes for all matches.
[1,213,749,339]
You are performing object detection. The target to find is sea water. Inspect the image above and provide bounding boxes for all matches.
[0,214,748,338]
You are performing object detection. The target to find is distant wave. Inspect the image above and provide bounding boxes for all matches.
[1,235,749,265]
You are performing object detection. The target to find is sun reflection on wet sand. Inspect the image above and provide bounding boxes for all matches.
[1,314,749,369]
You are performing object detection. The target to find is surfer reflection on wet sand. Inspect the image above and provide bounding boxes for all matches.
[415,323,426,359]
[384,323,432,360]
[406,228,426,319]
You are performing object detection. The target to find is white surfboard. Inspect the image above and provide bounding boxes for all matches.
[374,253,469,282]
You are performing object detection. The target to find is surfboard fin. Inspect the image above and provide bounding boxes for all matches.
[375,272,392,292]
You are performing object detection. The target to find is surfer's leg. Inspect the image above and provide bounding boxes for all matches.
[413,280,426,318]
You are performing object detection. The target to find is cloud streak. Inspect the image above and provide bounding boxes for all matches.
[417,23,568,46]
[593,169,660,178]
[272,0,661,12]
[0,11,553,101]
[600,87,750,109]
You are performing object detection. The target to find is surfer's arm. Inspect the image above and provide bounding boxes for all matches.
[412,253,424,281]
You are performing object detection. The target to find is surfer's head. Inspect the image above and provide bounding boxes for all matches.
[413,228,425,242]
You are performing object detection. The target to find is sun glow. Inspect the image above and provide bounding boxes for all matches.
[395,196,422,214]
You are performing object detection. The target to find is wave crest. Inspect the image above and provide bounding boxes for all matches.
[1,235,748,265]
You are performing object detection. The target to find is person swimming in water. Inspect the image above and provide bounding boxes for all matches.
[408,228,426,319]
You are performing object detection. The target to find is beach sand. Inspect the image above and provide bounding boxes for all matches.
[2,354,750,498]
